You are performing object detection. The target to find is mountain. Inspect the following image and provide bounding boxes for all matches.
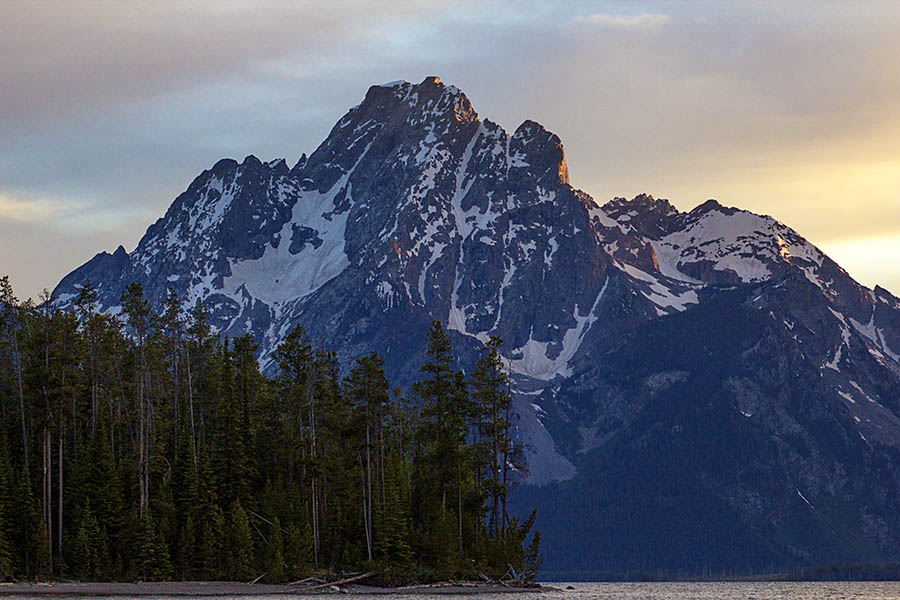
[53,76,900,575]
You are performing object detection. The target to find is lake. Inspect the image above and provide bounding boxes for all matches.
[543,582,900,599]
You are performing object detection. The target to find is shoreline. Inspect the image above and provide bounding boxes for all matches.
[0,581,547,596]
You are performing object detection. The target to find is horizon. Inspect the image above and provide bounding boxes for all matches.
[2,1,899,300]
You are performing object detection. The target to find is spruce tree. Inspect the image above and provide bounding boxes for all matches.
[71,502,105,580]
[283,519,312,578]
[412,320,468,571]
[227,500,254,580]
[134,514,172,581]
[214,341,251,509]
[265,517,285,582]
[0,518,11,580]
[32,514,52,579]
[345,352,390,563]
[199,505,224,580]
[176,514,196,580]
[0,440,13,579]
[375,449,413,579]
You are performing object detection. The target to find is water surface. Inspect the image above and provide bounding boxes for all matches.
[545,582,900,600]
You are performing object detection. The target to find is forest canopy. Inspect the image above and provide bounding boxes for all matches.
[0,277,540,583]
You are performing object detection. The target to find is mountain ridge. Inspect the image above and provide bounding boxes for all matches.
[52,75,900,574]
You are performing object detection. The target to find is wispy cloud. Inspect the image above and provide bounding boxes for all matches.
[575,12,670,30]
[0,192,83,223]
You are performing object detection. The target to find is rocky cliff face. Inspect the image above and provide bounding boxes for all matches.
[53,76,900,573]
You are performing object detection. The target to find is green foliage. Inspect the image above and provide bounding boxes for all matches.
[265,517,285,582]
[32,517,51,578]
[227,501,254,580]
[70,502,108,580]
[0,275,540,583]
[0,522,12,580]
[133,515,172,581]
[199,504,225,580]
[284,517,312,576]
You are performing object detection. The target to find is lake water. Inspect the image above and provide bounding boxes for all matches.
[542,582,900,599]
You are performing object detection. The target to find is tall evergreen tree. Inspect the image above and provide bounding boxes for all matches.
[265,517,285,582]
[227,500,254,580]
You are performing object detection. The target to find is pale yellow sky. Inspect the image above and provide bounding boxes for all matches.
[1,1,898,299]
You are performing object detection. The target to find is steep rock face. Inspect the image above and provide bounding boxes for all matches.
[516,273,900,575]
[52,76,900,573]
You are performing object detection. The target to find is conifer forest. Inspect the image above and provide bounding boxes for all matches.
[0,276,541,583]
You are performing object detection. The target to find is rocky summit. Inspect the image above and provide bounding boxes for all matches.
[53,76,900,575]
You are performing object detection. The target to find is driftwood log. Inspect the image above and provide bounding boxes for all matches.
[305,570,379,591]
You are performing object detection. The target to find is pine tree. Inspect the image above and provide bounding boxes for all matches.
[470,336,519,539]
[345,352,390,563]
[374,449,413,580]
[412,320,469,571]
[12,464,34,577]
[199,505,224,580]
[283,518,312,578]
[214,341,251,509]
[32,516,51,579]
[71,502,106,580]
[227,500,254,580]
[0,519,12,580]
[176,514,196,580]
[0,277,28,473]
[0,439,14,579]
[265,517,285,582]
[120,282,153,518]
[134,514,172,581]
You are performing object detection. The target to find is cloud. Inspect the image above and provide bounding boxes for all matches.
[1,1,899,299]
[575,12,670,29]
[0,192,83,223]
[0,1,454,129]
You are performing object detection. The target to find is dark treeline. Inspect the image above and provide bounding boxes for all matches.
[786,563,900,581]
[0,276,540,583]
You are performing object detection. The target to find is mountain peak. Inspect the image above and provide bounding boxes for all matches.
[690,198,739,216]
[603,193,678,214]
[241,154,262,167]
[510,119,569,185]
[353,75,477,126]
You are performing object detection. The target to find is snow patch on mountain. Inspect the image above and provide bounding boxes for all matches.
[224,144,371,304]
[654,206,825,285]
[615,261,699,313]
[508,279,607,380]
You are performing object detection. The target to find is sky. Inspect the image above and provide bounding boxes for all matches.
[2,0,899,301]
